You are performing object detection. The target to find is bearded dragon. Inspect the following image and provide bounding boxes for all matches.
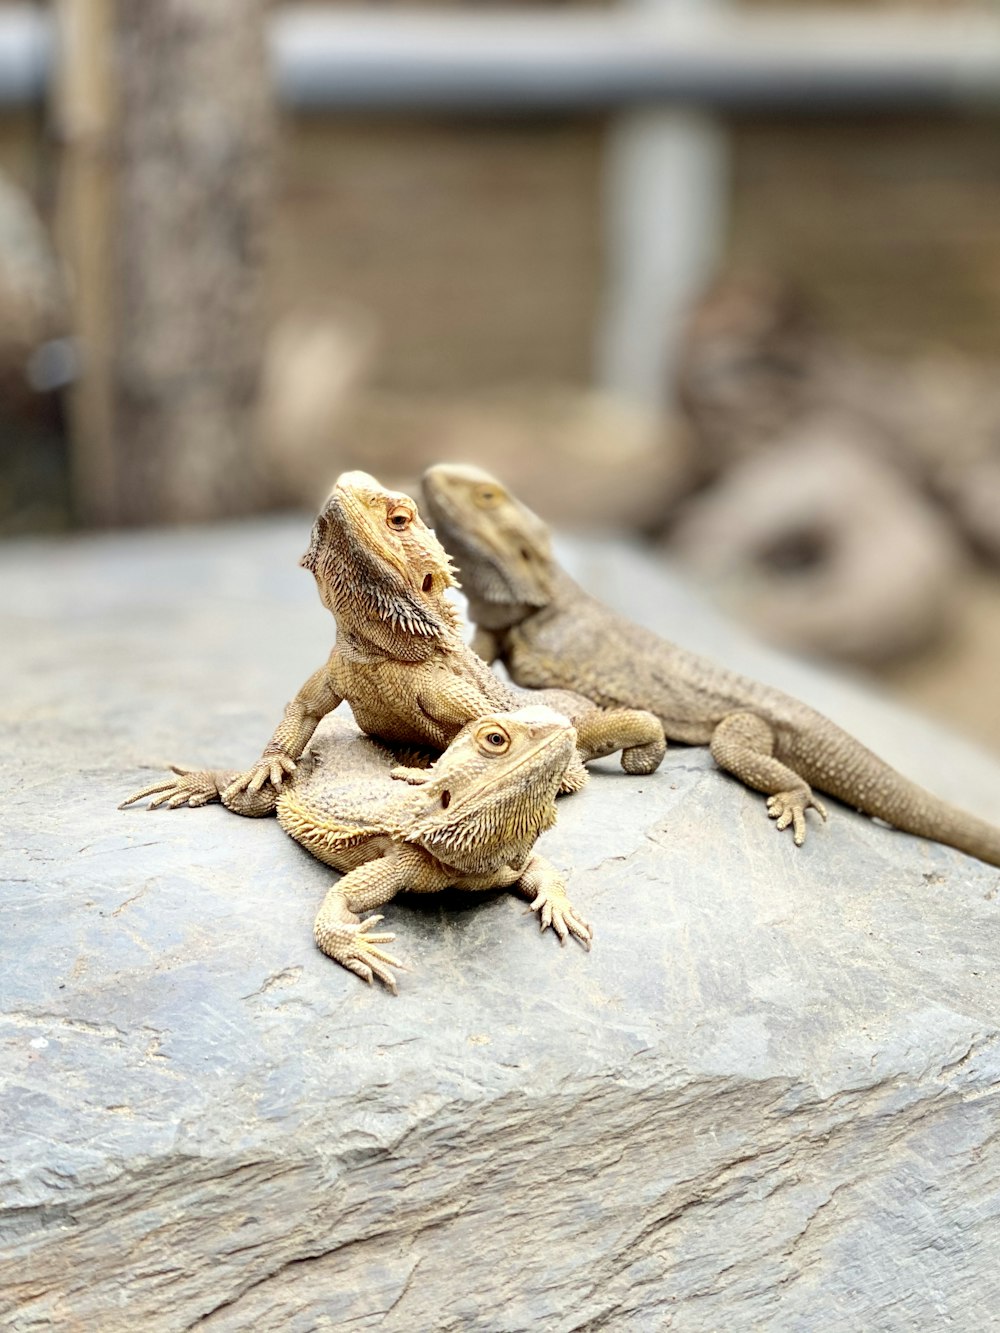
[158,471,663,810]
[121,707,590,992]
[422,463,1000,868]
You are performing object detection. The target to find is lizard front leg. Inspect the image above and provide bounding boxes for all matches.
[573,708,666,776]
[516,854,592,947]
[224,652,344,803]
[314,846,449,993]
[710,711,828,846]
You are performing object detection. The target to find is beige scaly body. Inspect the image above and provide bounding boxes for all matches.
[423,463,1000,868]
[121,707,591,991]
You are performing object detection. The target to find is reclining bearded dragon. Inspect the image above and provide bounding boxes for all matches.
[120,471,664,983]
[422,463,1000,869]
[122,707,590,992]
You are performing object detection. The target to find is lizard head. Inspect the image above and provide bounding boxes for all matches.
[405,705,576,876]
[421,464,555,630]
[300,470,461,653]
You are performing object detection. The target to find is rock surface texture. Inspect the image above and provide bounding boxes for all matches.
[3,521,1000,1330]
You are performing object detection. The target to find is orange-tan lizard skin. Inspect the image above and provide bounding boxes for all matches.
[121,706,590,991]
[125,471,665,815]
[422,463,1000,868]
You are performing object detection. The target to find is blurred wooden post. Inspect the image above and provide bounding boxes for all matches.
[52,0,117,525]
[55,0,272,525]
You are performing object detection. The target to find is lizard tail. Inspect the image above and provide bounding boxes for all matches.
[810,742,1000,869]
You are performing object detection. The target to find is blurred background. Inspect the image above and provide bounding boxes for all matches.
[3,0,1000,747]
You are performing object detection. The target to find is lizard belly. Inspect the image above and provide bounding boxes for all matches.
[340,658,454,749]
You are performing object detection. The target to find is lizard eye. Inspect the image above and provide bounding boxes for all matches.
[474,485,503,510]
[476,725,511,754]
[387,505,413,531]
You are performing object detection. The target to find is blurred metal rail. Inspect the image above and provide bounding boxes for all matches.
[273,9,1000,113]
[3,5,1000,111]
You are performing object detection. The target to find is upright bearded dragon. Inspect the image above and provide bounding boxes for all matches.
[122,707,589,991]
[423,463,1000,867]
[126,471,664,818]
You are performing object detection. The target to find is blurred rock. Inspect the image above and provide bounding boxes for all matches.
[670,419,964,667]
[678,273,1000,562]
[671,272,1000,662]
[675,272,841,478]
[884,354,1000,565]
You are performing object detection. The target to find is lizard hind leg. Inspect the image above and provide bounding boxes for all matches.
[710,711,828,846]
[119,766,243,812]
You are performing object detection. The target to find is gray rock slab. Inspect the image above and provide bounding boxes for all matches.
[2,518,1000,1331]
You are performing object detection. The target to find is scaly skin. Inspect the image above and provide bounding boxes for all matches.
[121,707,592,992]
[422,463,1000,868]
[180,471,664,807]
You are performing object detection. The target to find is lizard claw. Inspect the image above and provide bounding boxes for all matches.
[528,889,593,949]
[222,754,296,802]
[313,914,408,993]
[766,788,828,846]
[120,768,224,810]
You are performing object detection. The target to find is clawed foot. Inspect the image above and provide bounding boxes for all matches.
[314,913,406,993]
[390,765,431,786]
[119,766,223,810]
[527,888,593,948]
[766,788,828,846]
[222,754,296,802]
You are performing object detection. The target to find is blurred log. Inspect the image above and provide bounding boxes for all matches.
[55,0,273,525]
[52,0,115,524]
